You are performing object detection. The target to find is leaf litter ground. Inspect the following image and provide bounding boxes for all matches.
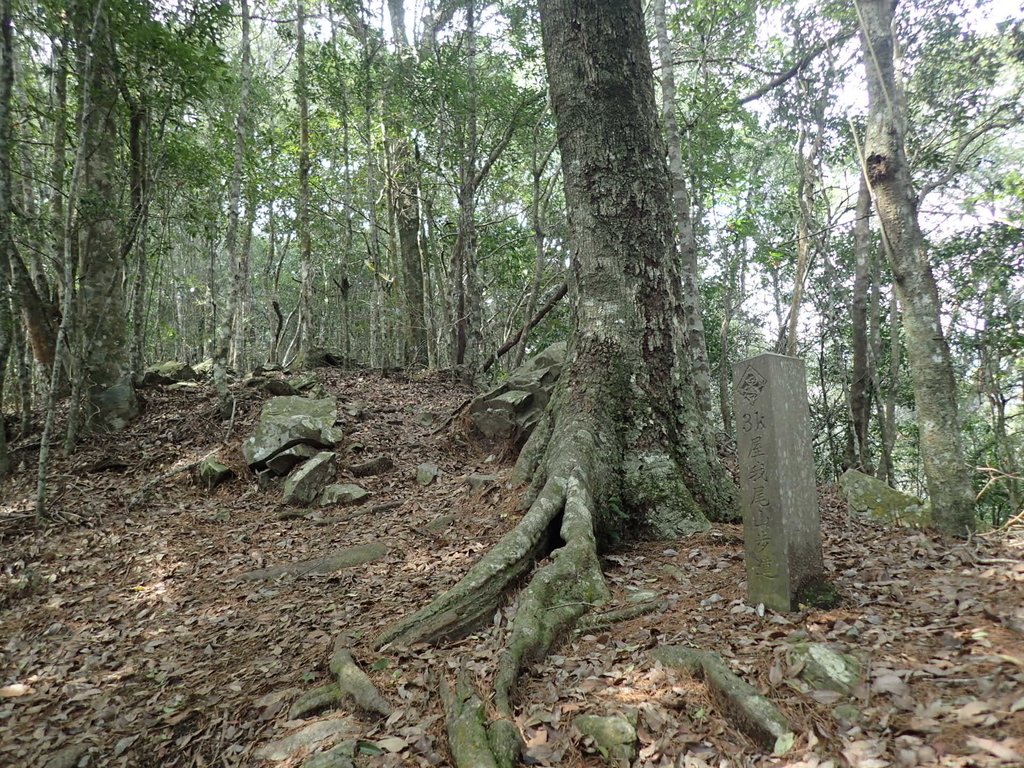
[1,371,1022,768]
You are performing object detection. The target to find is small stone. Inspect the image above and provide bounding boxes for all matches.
[283,452,338,506]
[44,744,89,768]
[264,379,299,396]
[319,483,370,507]
[415,463,440,486]
[467,473,498,491]
[424,514,455,533]
[255,719,358,761]
[574,713,638,763]
[266,444,319,476]
[832,703,861,726]
[790,642,861,693]
[626,589,660,604]
[198,457,233,491]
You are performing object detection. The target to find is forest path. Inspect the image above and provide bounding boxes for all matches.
[1,369,1023,768]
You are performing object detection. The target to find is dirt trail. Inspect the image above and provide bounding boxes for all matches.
[2,370,1022,767]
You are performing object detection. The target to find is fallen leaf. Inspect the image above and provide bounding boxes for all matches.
[966,736,1022,762]
[375,736,408,753]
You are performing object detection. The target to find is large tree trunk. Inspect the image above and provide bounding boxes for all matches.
[858,0,975,535]
[374,2,737,760]
[385,0,428,367]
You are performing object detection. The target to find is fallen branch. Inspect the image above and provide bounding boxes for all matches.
[481,281,567,374]
[238,543,387,581]
[575,597,666,634]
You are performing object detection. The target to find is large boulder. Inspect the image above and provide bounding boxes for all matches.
[242,396,341,475]
[838,469,930,527]
[469,341,565,445]
[139,360,197,387]
[94,376,140,430]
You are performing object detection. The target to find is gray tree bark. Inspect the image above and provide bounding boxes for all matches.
[653,0,716,443]
[858,0,975,535]
[213,0,251,416]
[385,0,428,367]
[375,7,737,757]
[849,172,873,472]
[74,1,138,430]
[0,0,15,475]
[296,0,314,367]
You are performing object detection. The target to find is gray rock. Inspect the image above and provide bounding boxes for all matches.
[266,444,320,476]
[43,744,89,768]
[467,473,498,491]
[94,376,140,430]
[416,463,440,486]
[141,360,197,387]
[198,457,233,491]
[193,358,214,377]
[283,452,338,506]
[242,396,339,473]
[424,514,455,533]
[832,703,861,726]
[838,469,930,527]
[264,378,299,396]
[789,642,861,694]
[255,719,359,762]
[320,483,370,506]
[574,713,638,764]
[469,341,565,445]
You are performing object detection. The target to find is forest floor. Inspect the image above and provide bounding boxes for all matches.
[1,368,1022,768]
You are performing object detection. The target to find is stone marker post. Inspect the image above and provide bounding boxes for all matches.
[734,353,825,612]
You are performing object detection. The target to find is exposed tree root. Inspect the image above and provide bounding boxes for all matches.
[493,470,609,715]
[372,474,567,649]
[439,675,501,768]
[289,641,391,720]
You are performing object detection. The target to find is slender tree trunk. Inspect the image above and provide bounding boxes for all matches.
[0,0,16,476]
[213,0,251,415]
[126,101,149,376]
[849,172,873,472]
[74,0,137,430]
[513,126,556,370]
[653,0,716,438]
[329,11,353,365]
[296,0,314,367]
[451,0,481,383]
[859,0,975,534]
